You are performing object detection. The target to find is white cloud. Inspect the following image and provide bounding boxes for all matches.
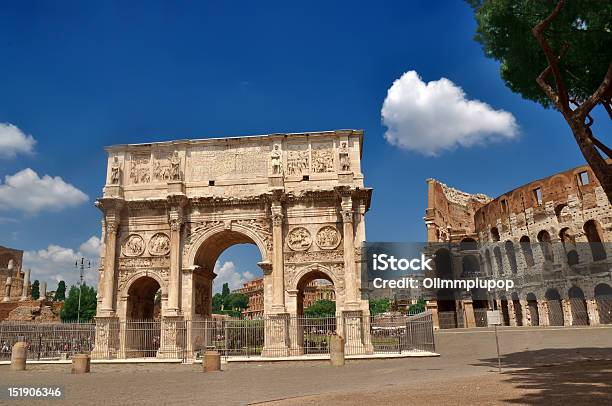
[79,236,102,258]
[0,168,88,213]
[381,70,518,156]
[213,261,255,293]
[0,123,36,158]
[23,235,101,289]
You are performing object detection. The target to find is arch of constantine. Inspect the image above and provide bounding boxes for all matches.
[94,130,373,357]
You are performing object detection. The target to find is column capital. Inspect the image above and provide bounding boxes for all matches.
[341,209,354,223]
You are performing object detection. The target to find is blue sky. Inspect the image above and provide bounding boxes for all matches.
[0,1,608,290]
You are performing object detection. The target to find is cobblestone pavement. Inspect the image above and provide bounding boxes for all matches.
[1,326,611,405]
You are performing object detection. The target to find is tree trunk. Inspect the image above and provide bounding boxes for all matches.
[567,118,612,203]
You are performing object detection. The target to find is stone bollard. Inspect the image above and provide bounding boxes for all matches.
[330,335,345,366]
[71,354,91,374]
[203,350,221,372]
[10,342,28,371]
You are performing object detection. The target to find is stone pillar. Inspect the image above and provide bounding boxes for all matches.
[520,300,529,326]
[167,215,183,315]
[92,317,119,359]
[20,269,30,301]
[3,277,11,302]
[340,198,357,306]
[562,299,572,326]
[463,300,476,328]
[99,219,119,316]
[40,281,47,301]
[538,300,550,326]
[507,300,516,326]
[586,299,600,326]
[270,200,286,313]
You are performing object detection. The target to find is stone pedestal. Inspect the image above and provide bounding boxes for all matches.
[562,299,572,326]
[167,181,185,195]
[330,335,345,366]
[203,350,221,372]
[71,354,91,374]
[92,317,119,360]
[342,310,373,355]
[20,269,30,301]
[158,316,185,359]
[262,313,290,357]
[10,342,27,371]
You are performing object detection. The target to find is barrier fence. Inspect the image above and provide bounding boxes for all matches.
[0,311,435,361]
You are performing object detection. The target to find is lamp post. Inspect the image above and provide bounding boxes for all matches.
[75,258,91,323]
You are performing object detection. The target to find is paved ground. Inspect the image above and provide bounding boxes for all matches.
[1,325,611,405]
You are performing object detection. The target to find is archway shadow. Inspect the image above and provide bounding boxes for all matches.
[473,347,612,404]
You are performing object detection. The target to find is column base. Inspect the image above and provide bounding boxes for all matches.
[342,310,373,356]
[92,316,120,360]
[158,316,185,359]
[262,313,290,357]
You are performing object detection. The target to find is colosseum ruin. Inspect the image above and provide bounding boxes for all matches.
[423,163,612,329]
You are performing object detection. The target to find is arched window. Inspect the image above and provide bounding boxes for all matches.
[559,227,579,265]
[493,246,503,274]
[504,241,518,274]
[519,235,534,267]
[537,230,554,262]
[484,249,493,276]
[490,227,500,242]
[584,220,607,261]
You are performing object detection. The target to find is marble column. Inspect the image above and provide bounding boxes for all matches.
[99,219,119,316]
[270,201,286,313]
[341,200,357,306]
[40,281,47,301]
[20,269,30,301]
[167,215,182,315]
[3,277,11,302]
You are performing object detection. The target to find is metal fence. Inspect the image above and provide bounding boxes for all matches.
[0,311,436,361]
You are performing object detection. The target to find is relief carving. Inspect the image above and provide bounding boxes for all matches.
[152,151,172,182]
[286,150,309,176]
[285,249,343,263]
[122,234,145,257]
[287,227,312,251]
[312,145,334,173]
[148,233,171,256]
[339,141,350,172]
[170,151,182,181]
[129,153,151,184]
[271,144,282,175]
[110,156,121,184]
[316,226,341,249]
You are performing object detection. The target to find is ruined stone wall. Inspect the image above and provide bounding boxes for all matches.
[424,179,491,243]
[0,246,25,300]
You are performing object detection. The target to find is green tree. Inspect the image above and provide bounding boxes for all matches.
[224,293,249,310]
[408,298,427,314]
[304,299,336,317]
[468,0,612,202]
[369,298,391,316]
[212,293,224,312]
[60,284,97,322]
[31,280,40,300]
[221,283,230,297]
[54,281,66,301]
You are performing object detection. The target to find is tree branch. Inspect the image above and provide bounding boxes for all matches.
[585,127,612,160]
[576,63,612,119]
[532,0,571,114]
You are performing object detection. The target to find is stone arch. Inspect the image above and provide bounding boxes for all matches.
[289,263,341,293]
[490,227,500,242]
[537,230,554,262]
[584,219,607,261]
[126,275,162,320]
[568,286,589,325]
[594,283,612,324]
[461,254,480,278]
[545,288,564,326]
[559,227,579,265]
[520,235,535,268]
[120,269,166,299]
[185,222,269,271]
[511,292,523,326]
[504,240,518,274]
[294,266,337,317]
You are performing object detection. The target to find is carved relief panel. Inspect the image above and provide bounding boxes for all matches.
[311,142,334,173]
[287,227,312,251]
[129,153,151,184]
[148,233,171,256]
[122,234,145,257]
[316,226,341,249]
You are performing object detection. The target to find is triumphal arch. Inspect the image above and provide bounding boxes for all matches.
[94,130,372,357]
